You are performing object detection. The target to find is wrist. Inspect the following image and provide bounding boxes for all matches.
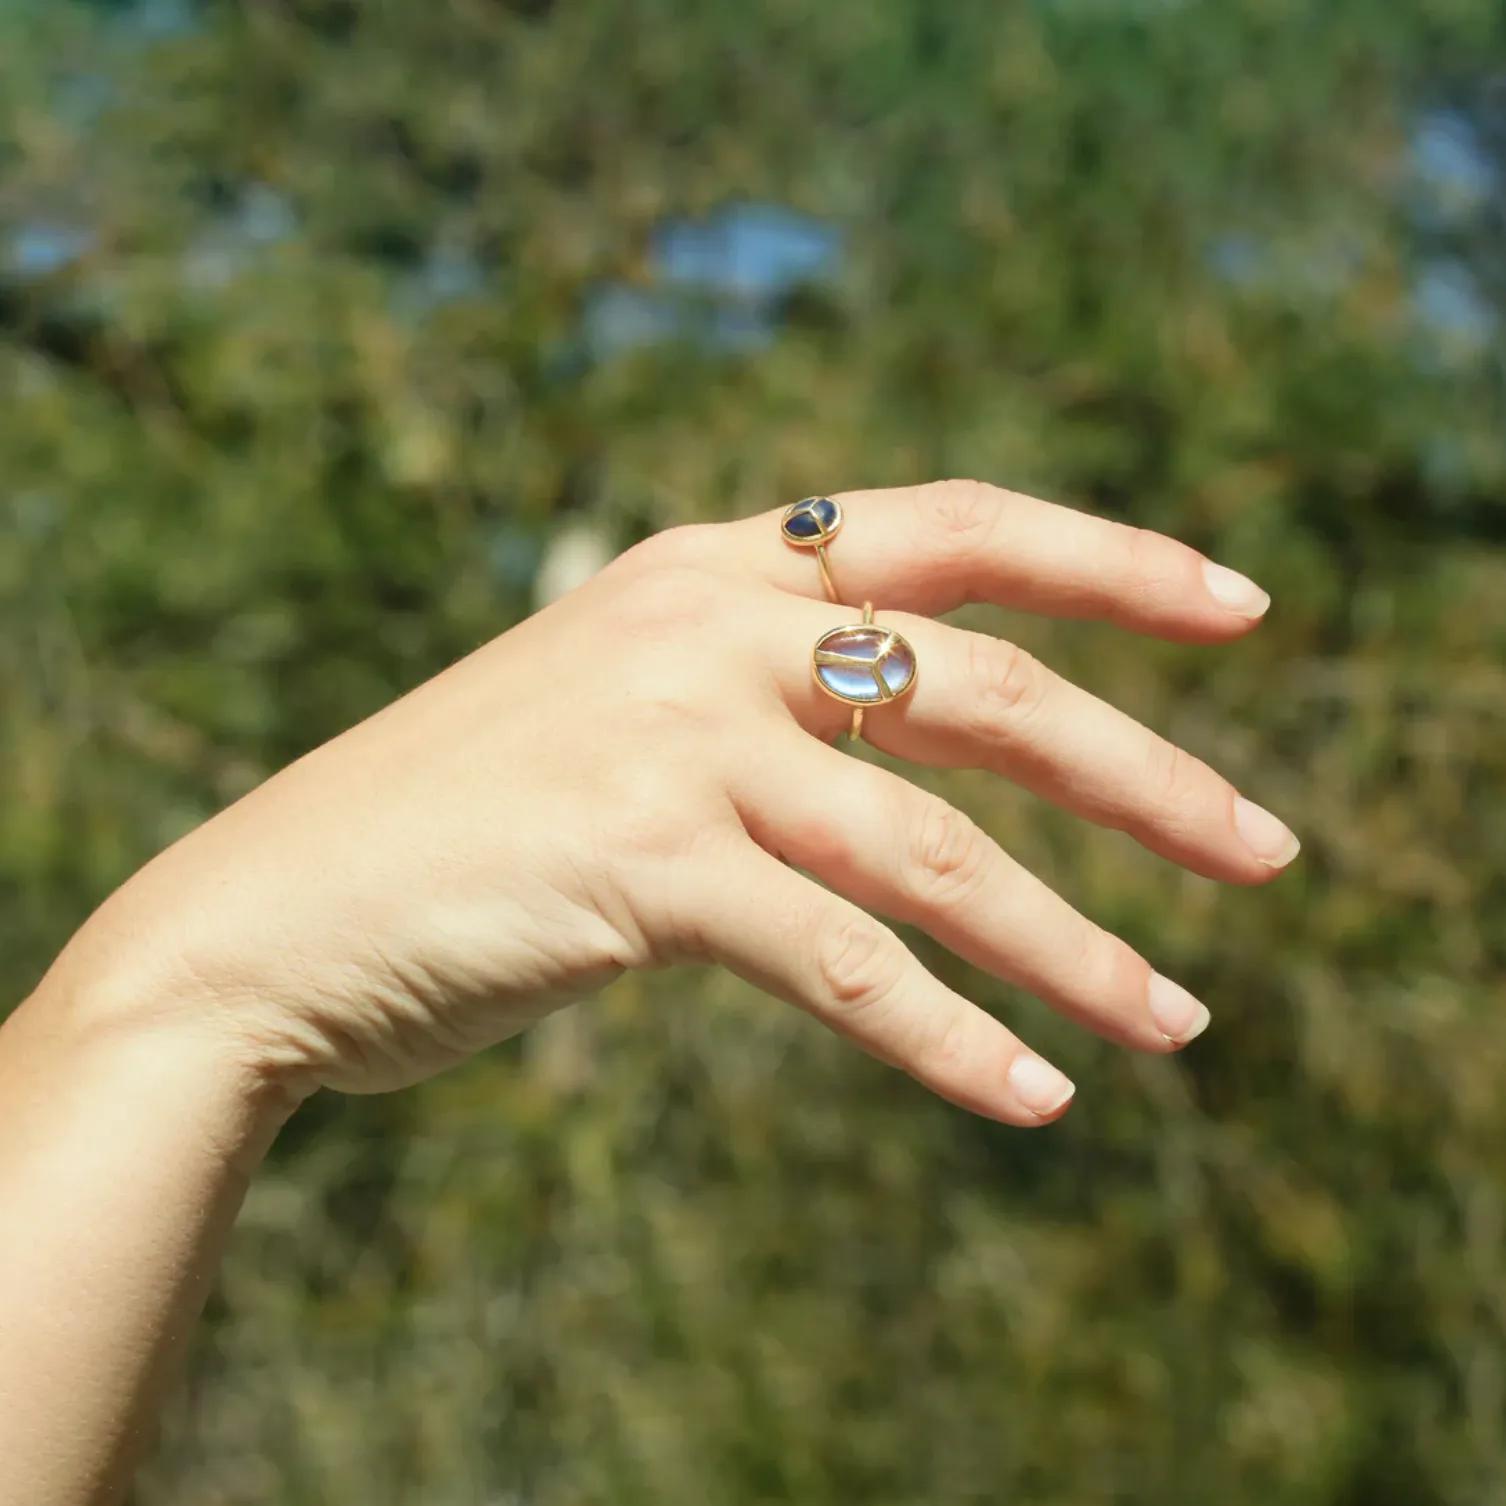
[16,884,309,1164]
[0,878,305,1504]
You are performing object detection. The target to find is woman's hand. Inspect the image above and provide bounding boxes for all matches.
[2,479,1298,1502]
[58,480,1296,1127]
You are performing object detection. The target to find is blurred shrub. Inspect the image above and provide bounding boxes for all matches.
[4,1,1506,1502]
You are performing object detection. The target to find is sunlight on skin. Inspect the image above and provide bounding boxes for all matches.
[0,482,1297,1504]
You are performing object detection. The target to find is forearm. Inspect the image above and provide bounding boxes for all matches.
[0,908,299,1506]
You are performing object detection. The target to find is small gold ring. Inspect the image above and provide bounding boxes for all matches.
[781,496,844,604]
[811,601,918,743]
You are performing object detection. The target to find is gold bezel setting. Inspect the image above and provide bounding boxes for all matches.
[781,496,845,603]
[811,602,918,741]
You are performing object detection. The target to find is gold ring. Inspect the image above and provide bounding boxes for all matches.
[781,496,844,604]
[812,602,918,742]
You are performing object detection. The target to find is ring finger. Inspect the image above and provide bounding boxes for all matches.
[765,596,1299,885]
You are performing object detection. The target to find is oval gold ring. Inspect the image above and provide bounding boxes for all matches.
[811,602,918,742]
[781,495,844,604]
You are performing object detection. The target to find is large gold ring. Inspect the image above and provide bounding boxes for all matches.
[781,495,844,604]
[812,602,918,742]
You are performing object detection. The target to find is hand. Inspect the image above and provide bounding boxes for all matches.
[69,480,1297,1126]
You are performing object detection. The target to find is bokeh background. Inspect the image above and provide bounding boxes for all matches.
[4,1,1506,1502]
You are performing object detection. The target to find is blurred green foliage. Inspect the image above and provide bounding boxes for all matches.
[5,0,1506,1501]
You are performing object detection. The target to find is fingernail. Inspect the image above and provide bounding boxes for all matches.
[1202,561,1271,619]
[1234,796,1301,867]
[1006,1055,1076,1116]
[1147,972,1211,1045]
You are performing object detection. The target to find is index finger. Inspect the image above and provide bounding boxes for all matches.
[720,478,1270,641]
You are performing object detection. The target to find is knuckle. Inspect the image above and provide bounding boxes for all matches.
[608,558,727,638]
[920,478,1004,546]
[1069,925,1144,1008]
[1122,523,1168,578]
[967,633,1047,723]
[914,1006,974,1084]
[906,802,991,909]
[813,913,900,1019]
[1121,524,1178,601]
[1142,738,1210,835]
[613,524,713,575]
[1145,736,1191,804]
[598,559,755,739]
[632,523,720,571]
[605,533,670,585]
[786,800,864,874]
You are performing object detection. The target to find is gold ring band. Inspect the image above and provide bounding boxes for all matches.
[781,496,844,605]
[814,544,839,605]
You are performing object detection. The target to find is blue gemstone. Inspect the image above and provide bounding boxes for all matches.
[814,625,915,705]
[783,509,823,541]
[812,497,839,529]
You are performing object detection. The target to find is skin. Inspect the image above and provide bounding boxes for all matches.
[0,480,1298,1505]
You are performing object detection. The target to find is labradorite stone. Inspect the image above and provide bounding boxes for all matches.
[819,660,883,701]
[814,625,916,704]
